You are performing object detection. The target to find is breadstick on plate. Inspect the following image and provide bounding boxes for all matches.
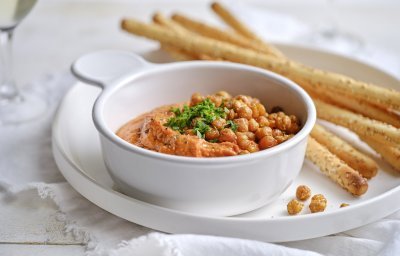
[307,84,400,128]
[153,12,190,34]
[120,18,400,110]
[311,124,378,179]
[361,136,400,171]
[161,44,217,61]
[314,99,400,144]
[210,2,284,58]
[171,13,275,55]
[306,137,368,196]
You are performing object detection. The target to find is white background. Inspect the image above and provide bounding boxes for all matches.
[13,0,400,87]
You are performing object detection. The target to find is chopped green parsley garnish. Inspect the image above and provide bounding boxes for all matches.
[165,98,226,139]
[226,120,238,132]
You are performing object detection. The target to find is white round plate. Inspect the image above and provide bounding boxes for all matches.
[52,44,400,242]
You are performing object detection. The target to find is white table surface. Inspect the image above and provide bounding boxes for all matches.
[2,0,400,255]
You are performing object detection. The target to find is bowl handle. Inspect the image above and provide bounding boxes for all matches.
[71,50,151,89]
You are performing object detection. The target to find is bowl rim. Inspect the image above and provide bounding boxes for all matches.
[92,60,316,165]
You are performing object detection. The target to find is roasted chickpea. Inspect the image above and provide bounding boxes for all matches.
[219,128,237,143]
[234,118,249,132]
[244,132,256,141]
[287,123,300,134]
[236,131,255,141]
[272,129,283,138]
[257,116,269,127]
[296,185,311,201]
[255,127,273,140]
[212,117,227,130]
[268,113,277,120]
[227,109,236,120]
[215,91,231,99]
[269,120,276,129]
[278,134,294,143]
[267,113,277,128]
[290,115,298,124]
[287,199,304,215]
[235,95,252,105]
[190,93,203,106]
[309,194,327,213]
[250,103,260,118]
[258,135,278,150]
[287,115,300,133]
[256,103,267,116]
[275,135,289,144]
[208,95,223,107]
[277,111,286,117]
[224,99,233,109]
[237,106,253,120]
[276,115,292,131]
[246,141,259,153]
[239,150,250,155]
[237,133,251,150]
[205,128,219,141]
[233,100,245,111]
[248,118,259,132]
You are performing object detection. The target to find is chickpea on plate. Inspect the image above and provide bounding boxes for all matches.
[117,91,301,157]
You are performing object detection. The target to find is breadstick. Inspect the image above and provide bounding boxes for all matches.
[328,93,400,128]
[211,2,260,40]
[306,137,368,196]
[311,124,378,179]
[171,13,279,56]
[120,19,400,110]
[314,99,400,144]
[162,44,219,61]
[306,84,400,128]
[153,13,193,61]
[153,12,190,34]
[210,2,284,59]
[152,13,216,61]
[362,136,400,171]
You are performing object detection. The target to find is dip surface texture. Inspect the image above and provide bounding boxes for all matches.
[117,91,300,157]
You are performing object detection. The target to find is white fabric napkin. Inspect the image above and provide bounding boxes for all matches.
[1,3,400,256]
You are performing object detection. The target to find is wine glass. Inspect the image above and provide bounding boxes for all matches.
[0,0,46,125]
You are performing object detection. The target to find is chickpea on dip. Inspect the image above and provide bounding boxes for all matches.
[117,91,301,157]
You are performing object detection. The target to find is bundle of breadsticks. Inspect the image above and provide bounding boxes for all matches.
[120,2,400,197]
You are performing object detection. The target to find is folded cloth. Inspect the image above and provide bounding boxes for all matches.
[1,181,399,256]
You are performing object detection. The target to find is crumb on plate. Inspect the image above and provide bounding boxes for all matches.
[287,199,304,215]
[309,194,327,213]
[296,185,311,201]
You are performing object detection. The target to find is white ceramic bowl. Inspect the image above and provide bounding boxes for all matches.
[71,50,316,216]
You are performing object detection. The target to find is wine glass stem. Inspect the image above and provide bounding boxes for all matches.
[0,29,20,105]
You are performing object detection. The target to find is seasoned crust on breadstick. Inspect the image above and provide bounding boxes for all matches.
[311,124,378,179]
[306,137,368,196]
